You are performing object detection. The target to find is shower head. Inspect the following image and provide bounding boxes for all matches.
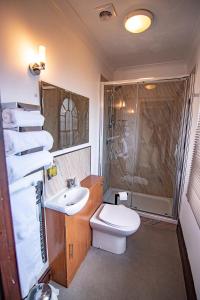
[114,86,122,92]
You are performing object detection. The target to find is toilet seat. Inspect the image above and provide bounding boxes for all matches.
[99,204,140,229]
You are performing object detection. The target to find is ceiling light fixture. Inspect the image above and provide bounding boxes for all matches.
[145,84,156,90]
[124,9,153,33]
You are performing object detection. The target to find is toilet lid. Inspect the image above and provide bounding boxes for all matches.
[99,204,140,228]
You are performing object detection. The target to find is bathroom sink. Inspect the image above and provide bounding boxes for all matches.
[45,187,90,215]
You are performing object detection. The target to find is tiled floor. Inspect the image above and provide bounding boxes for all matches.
[52,218,186,300]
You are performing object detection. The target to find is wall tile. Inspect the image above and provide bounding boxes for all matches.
[45,147,91,199]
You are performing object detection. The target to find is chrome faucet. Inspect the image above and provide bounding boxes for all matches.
[66,177,80,189]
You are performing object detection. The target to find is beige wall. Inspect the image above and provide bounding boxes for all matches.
[0,0,113,174]
[179,44,200,299]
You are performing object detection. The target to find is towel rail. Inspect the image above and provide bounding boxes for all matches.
[2,102,43,155]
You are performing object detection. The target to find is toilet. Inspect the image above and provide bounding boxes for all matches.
[90,204,141,254]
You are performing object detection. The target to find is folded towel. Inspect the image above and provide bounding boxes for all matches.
[4,130,54,155]
[2,109,44,128]
[10,186,38,242]
[6,150,53,183]
[3,122,17,129]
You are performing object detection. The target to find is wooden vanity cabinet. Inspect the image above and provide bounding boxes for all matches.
[45,175,103,287]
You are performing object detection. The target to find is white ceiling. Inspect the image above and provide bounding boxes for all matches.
[68,0,200,69]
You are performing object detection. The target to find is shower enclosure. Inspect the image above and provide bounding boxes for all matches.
[100,78,190,218]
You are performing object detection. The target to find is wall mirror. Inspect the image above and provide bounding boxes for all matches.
[40,81,89,152]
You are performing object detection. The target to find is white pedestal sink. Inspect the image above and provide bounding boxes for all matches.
[45,187,90,215]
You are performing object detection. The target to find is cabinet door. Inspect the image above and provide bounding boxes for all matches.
[65,179,103,285]
[46,209,67,286]
[65,215,89,285]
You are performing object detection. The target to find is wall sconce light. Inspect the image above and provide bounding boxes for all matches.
[29,45,46,75]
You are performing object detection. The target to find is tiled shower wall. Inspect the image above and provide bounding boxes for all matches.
[136,82,185,198]
[45,147,91,199]
[103,80,186,199]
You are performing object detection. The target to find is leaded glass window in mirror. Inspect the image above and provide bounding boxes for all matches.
[41,81,89,151]
[60,97,78,148]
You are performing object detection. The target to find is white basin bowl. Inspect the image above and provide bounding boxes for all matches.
[45,187,90,215]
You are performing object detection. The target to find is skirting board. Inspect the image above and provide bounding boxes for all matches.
[177,221,197,300]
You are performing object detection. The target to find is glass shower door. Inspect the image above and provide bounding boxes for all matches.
[103,84,138,207]
[131,80,186,216]
[102,79,187,217]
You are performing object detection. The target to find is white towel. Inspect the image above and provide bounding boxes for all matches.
[4,130,53,155]
[10,186,38,242]
[2,122,16,129]
[10,186,44,298]
[15,224,44,298]
[6,150,53,183]
[2,109,44,128]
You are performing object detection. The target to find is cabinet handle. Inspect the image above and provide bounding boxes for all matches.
[69,244,73,259]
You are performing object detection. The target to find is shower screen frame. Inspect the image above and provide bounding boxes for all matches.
[99,75,190,220]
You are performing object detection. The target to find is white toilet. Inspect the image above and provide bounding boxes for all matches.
[90,204,141,254]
